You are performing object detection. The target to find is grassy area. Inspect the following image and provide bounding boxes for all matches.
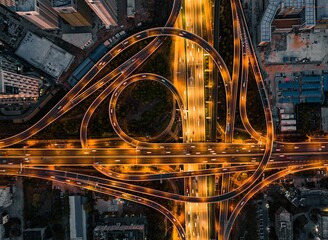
[218,0,233,74]
[233,201,259,239]
[246,67,266,133]
[115,38,174,138]
[216,0,233,129]
[116,81,173,138]
[297,103,322,135]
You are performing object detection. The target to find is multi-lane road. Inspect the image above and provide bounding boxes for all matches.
[0,0,326,239]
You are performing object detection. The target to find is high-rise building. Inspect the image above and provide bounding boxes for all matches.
[85,0,117,27]
[52,0,92,26]
[275,207,293,240]
[0,186,12,208]
[69,195,87,240]
[15,0,59,29]
[0,56,39,104]
[127,0,135,18]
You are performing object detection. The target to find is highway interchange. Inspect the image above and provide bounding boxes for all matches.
[0,0,327,239]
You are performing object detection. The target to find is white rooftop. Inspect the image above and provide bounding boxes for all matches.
[62,33,92,49]
[15,32,74,78]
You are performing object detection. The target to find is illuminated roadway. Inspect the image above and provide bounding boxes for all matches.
[0,0,326,239]
[223,162,328,239]
[218,2,242,237]
[0,167,186,239]
[108,73,186,147]
[175,1,211,238]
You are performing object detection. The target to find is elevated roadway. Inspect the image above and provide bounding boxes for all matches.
[0,0,325,239]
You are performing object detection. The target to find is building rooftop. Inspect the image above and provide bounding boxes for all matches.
[94,225,144,232]
[69,195,87,240]
[278,82,299,89]
[304,0,315,26]
[302,75,321,82]
[127,0,135,18]
[272,18,302,29]
[260,2,279,43]
[282,0,303,9]
[15,31,74,78]
[259,0,316,45]
[0,186,11,208]
[62,33,92,49]
[317,0,328,21]
[0,0,16,9]
[23,227,46,240]
[324,75,328,91]
[15,0,36,12]
[0,55,17,72]
[52,0,73,8]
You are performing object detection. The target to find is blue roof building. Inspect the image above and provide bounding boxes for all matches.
[301,83,322,90]
[72,58,94,80]
[301,90,322,96]
[278,82,299,89]
[89,44,108,62]
[302,75,321,83]
[305,97,322,103]
[323,74,328,92]
[281,91,299,97]
[279,98,300,104]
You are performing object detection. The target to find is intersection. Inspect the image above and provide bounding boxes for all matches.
[0,0,326,239]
